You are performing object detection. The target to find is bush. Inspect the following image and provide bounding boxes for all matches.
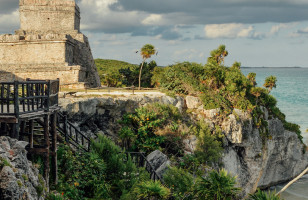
[193,122,223,165]
[119,103,186,154]
[249,189,283,200]
[122,180,171,200]
[57,144,111,200]
[95,59,157,87]
[56,135,143,200]
[194,169,240,200]
[164,167,194,199]
[91,135,139,198]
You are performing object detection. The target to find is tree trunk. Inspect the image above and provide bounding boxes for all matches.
[138,60,145,90]
[276,166,308,196]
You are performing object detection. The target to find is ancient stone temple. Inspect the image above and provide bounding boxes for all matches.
[0,0,101,88]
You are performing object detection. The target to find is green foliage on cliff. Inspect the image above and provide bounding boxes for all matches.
[164,167,194,199]
[119,103,186,154]
[249,189,283,200]
[95,59,135,87]
[194,169,240,200]
[193,122,223,165]
[121,180,171,200]
[157,45,303,142]
[95,59,158,87]
[55,136,154,200]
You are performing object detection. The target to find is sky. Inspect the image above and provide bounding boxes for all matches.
[1,0,308,67]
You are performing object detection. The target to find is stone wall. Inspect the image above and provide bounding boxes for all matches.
[0,40,67,65]
[0,0,100,87]
[19,0,80,33]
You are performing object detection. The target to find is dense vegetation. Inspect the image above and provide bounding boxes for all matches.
[154,45,302,142]
[95,59,158,88]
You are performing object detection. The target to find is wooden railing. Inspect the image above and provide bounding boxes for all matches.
[55,113,163,183]
[56,112,91,152]
[0,79,59,117]
[124,152,163,183]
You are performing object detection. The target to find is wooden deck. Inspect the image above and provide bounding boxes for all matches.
[0,105,60,122]
[0,79,60,188]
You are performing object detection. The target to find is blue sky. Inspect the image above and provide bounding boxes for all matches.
[1,0,308,67]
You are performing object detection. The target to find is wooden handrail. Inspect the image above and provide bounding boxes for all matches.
[0,79,59,116]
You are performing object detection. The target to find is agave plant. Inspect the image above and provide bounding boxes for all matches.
[249,189,283,200]
[194,169,240,200]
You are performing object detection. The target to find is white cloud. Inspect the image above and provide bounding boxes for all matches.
[204,23,254,39]
[0,10,19,33]
[270,23,296,35]
[142,14,163,25]
[79,0,143,32]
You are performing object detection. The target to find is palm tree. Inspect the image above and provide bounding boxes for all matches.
[247,72,257,86]
[139,44,156,90]
[208,45,228,65]
[263,76,277,92]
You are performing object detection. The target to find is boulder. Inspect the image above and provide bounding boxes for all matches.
[146,150,171,178]
[185,96,202,109]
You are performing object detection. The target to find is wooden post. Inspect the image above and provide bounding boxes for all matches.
[19,121,26,141]
[43,114,50,190]
[13,81,19,139]
[29,120,34,148]
[64,114,68,143]
[50,113,58,185]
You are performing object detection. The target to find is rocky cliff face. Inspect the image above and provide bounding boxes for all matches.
[0,136,46,200]
[59,94,308,198]
[185,100,308,198]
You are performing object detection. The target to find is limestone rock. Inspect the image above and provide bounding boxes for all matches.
[146,150,170,178]
[185,96,202,109]
[59,95,186,138]
[0,136,46,200]
[183,135,198,154]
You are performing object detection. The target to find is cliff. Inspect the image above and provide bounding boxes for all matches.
[59,94,308,198]
[0,136,46,200]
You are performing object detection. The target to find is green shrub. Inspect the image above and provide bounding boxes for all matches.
[193,122,223,165]
[57,144,111,200]
[22,174,28,182]
[164,167,194,199]
[194,169,240,200]
[123,180,171,200]
[46,193,65,200]
[283,122,302,142]
[36,174,46,198]
[178,154,201,173]
[0,157,12,169]
[95,59,157,87]
[119,103,186,154]
[91,135,139,198]
[249,189,283,200]
[95,59,135,87]
[17,180,23,187]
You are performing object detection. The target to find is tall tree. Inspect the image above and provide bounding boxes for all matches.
[139,44,156,90]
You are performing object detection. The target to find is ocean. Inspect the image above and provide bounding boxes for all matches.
[242,67,308,199]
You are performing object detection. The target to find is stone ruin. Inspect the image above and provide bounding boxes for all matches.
[0,0,101,88]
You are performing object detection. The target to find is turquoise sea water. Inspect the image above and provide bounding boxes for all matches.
[242,67,308,199]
